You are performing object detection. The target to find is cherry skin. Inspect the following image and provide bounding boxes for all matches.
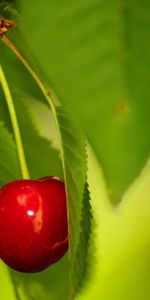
[0,176,68,273]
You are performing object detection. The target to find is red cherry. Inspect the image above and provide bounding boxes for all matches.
[0,176,68,273]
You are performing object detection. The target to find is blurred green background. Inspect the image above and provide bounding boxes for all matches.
[0,0,150,299]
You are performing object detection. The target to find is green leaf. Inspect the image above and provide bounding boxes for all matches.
[19,94,92,298]
[56,106,87,249]
[76,144,150,300]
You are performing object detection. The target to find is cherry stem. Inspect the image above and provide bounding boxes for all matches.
[0,65,30,179]
[2,37,67,206]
